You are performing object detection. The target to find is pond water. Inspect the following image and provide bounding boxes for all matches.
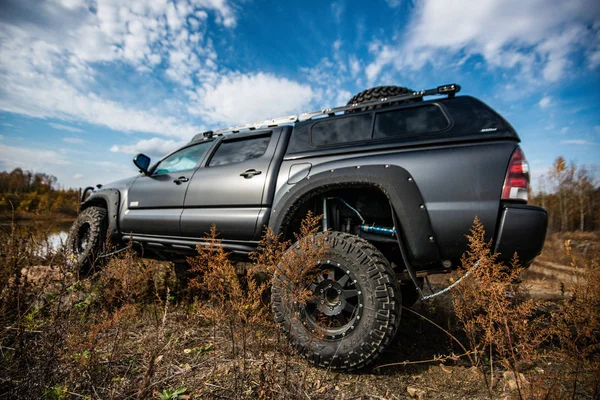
[1,219,74,253]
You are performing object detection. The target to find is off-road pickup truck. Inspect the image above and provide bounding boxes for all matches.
[68,84,548,371]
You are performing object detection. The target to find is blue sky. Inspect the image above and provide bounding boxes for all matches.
[0,0,599,189]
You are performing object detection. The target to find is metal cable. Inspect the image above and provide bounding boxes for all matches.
[420,260,479,301]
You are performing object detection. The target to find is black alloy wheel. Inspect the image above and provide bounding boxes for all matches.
[302,262,363,340]
[272,232,401,371]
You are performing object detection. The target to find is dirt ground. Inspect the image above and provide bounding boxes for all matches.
[13,262,574,400]
[4,232,598,399]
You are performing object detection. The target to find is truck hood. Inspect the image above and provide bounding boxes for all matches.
[97,175,140,191]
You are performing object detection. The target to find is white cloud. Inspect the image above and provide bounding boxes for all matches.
[560,127,569,134]
[301,50,357,108]
[335,90,352,107]
[0,142,71,171]
[331,2,345,24]
[63,137,85,144]
[366,0,600,82]
[0,143,132,188]
[88,160,124,169]
[538,96,552,109]
[191,72,315,126]
[0,71,199,137]
[0,0,237,137]
[110,137,187,157]
[560,139,596,145]
[587,22,600,69]
[384,0,403,7]
[50,123,84,133]
[349,56,361,78]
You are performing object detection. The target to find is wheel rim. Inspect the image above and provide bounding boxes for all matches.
[74,222,91,254]
[302,261,363,340]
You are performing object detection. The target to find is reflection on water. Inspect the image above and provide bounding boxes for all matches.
[48,231,69,250]
[1,219,74,255]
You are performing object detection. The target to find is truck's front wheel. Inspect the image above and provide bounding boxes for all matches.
[66,206,107,272]
[271,232,401,370]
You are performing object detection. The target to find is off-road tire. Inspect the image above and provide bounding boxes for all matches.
[66,206,107,272]
[271,232,401,371]
[346,85,420,113]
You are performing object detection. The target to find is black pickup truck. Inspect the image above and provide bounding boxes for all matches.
[68,84,548,370]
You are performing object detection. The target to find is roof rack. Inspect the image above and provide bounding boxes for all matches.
[190,83,460,141]
[190,115,298,142]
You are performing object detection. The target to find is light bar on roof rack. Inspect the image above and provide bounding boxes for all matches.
[190,84,461,140]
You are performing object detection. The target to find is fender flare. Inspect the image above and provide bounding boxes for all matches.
[268,165,439,265]
[81,188,121,242]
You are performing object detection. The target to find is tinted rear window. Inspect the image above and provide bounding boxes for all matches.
[285,96,516,155]
[440,96,511,133]
[209,135,271,167]
[310,114,372,147]
[374,105,449,139]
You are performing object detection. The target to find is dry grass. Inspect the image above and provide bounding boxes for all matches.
[538,231,599,265]
[0,216,598,399]
[451,218,600,399]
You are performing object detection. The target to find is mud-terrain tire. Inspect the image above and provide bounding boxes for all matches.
[400,278,423,308]
[271,232,401,371]
[346,85,420,112]
[66,206,107,272]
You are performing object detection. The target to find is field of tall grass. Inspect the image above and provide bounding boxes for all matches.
[0,216,598,399]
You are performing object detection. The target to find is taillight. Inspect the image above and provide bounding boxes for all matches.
[502,147,529,202]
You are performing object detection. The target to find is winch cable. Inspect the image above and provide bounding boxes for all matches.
[389,202,478,301]
[421,262,477,300]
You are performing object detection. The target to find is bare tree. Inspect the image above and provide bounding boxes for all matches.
[574,166,593,231]
[550,157,575,232]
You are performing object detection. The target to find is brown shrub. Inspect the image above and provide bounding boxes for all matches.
[452,218,600,399]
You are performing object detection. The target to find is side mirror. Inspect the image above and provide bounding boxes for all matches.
[133,153,151,175]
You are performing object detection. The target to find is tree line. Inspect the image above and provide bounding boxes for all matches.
[0,168,80,218]
[530,157,599,232]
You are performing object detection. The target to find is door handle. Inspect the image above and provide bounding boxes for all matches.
[240,169,262,179]
[173,176,189,185]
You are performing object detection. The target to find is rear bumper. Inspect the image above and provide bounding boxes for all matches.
[493,204,548,267]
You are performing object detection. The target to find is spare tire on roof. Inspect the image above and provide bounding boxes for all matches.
[346,85,421,112]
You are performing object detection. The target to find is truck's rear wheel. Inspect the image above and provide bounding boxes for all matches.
[346,85,420,112]
[66,206,107,272]
[271,232,401,370]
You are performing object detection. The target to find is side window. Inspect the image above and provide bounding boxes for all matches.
[209,135,271,167]
[441,97,511,134]
[374,105,449,139]
[153,141,213,175]
[310,114,372,147]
